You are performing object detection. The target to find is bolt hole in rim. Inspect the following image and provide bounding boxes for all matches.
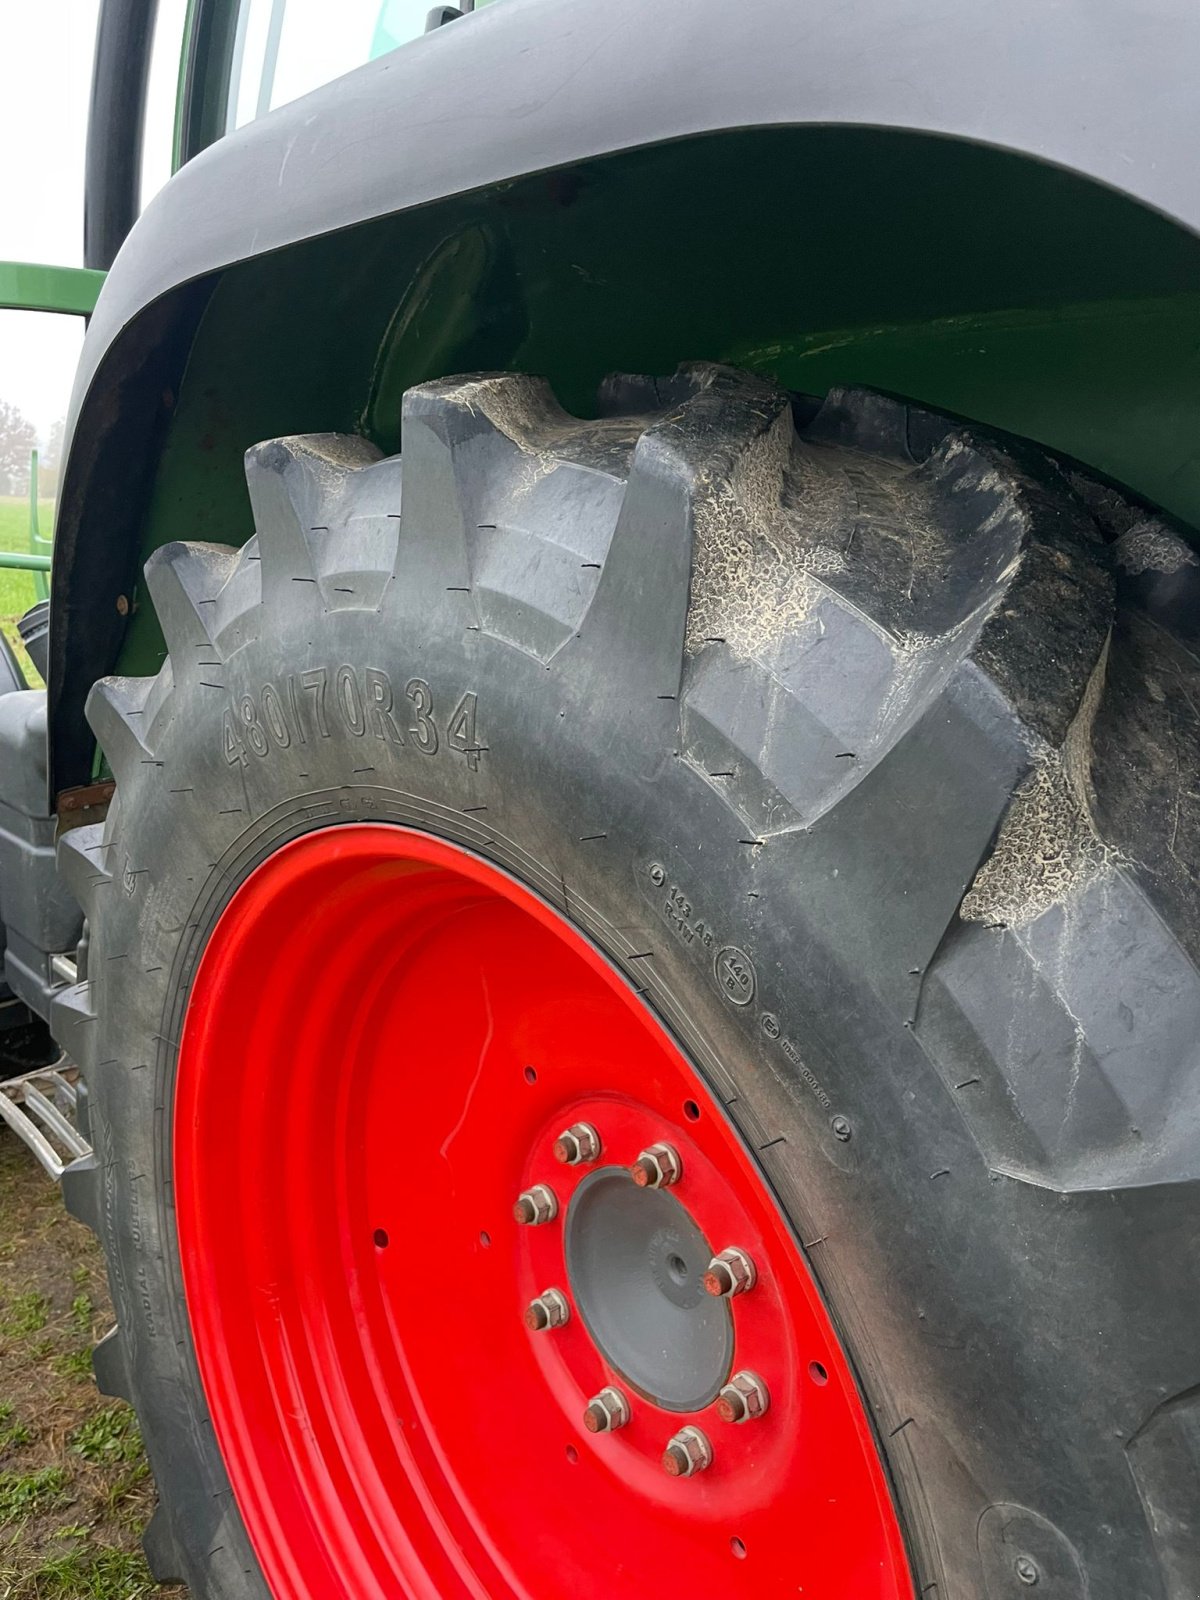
[174,825,910,1598]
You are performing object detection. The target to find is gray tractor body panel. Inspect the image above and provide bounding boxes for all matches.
[75,0,1200,397]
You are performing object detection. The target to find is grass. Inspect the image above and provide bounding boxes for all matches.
[71,1292,93,1337]
[0,1129,187,1597]
[0,495,53,684]
[1,1293,48,1337]
[0,1406,32,1452]
[72,1406,144,1468]
[9,1544,159,1598]
[0,1466,67,1523]
[53,1346,95,1379]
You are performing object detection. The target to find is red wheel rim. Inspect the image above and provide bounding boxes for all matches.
[174,825,911,1599]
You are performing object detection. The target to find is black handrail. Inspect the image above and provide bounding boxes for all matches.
[84,0,160,271]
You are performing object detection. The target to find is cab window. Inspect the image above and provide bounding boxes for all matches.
[226,0,444,133]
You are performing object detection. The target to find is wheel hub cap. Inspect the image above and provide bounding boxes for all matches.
[566,1166,730,1411]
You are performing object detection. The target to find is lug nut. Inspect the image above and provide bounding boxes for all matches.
[716,1370,770,1423]
[662,1425,713,1477]
[703,1246,757,1298]
[631,1142,682,1189]
[513,1184,559,1225]
[524,1288,570,1331]
[553,1122,602,1165]
[582,1386,631,1433]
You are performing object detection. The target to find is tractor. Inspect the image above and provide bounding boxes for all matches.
[1,1,1198,1595]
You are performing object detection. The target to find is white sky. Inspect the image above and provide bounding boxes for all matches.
[0,3,98,443]
[0,0,430,444]
[0,0,186,444]
[0,4,99,270]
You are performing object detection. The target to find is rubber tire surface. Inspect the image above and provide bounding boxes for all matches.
[54,366,1200,1599]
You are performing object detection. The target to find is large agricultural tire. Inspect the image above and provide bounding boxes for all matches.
[53,365,1200,1599]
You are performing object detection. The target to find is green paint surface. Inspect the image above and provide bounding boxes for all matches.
[103,126,1200,689]
[0,552,52,574]
[0,264,104,317]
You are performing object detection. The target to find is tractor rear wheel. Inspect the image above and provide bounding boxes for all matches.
[55,366,1200,1599]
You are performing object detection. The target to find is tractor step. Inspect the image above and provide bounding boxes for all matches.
[0,1060,90,1181]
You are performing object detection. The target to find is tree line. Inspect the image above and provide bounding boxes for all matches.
[0,400,64,496]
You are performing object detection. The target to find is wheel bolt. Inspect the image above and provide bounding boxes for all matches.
[524,1288,570,1331]
[662,1425,713,1477]
[716,1370,770,1423]
[582,1386,631,1433]
[631,1142,682,1189]
[553,1122,601,1165]
[703,1246,757,1298]
[513,1184,559,1225]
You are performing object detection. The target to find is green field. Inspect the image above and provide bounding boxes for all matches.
[0,497,53,685]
